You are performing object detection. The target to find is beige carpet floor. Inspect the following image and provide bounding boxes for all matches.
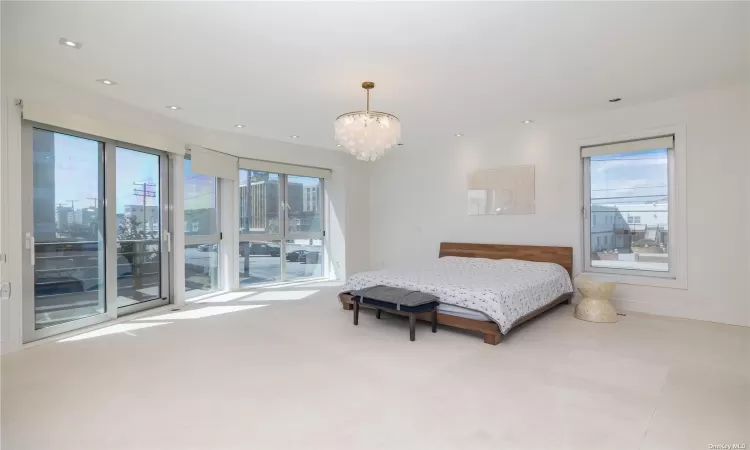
[2,282,748,450]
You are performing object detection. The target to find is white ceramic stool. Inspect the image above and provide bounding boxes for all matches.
[574,279,617,323]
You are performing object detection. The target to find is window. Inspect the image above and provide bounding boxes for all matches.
[627,215,641,224]
[238,169,324,286]
[583,135,674,278]
[23,125,170,342]
[184,156,220,299]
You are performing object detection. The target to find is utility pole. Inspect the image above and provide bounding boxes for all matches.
[132,182,156,235]
[131,182,156,297]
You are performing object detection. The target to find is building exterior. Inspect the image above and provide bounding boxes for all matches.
[33,129,57,241]
[239,176,280,234]
[238,172,321,234]
[590,201,669,254]
[123,205,160,233]
[303,186,319,212]
[184,208,217,235]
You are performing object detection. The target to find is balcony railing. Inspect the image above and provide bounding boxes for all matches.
[34,239,161,313]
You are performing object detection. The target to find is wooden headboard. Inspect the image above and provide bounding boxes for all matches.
[439,242,573,278]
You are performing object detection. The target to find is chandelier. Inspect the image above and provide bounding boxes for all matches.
[334,81,401,161]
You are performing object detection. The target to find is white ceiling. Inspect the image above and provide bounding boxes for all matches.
[3,1,748,151]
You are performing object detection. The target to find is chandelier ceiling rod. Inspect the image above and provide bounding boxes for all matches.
[362,81,374,113]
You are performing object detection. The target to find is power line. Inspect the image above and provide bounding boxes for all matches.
[590,185,667,191]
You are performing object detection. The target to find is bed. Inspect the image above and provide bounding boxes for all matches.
[338,242,574,345]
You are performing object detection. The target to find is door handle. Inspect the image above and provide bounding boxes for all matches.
[25,232,35,266]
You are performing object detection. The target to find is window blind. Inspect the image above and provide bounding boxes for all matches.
[581,135,673,158]
[188,144,238,180]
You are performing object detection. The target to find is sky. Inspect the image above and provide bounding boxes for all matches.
[43,132,215,215]
[44,131,317,218]
[590,149,668,205]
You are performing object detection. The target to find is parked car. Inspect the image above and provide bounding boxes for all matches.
[286,250,307,262]
[287,250,320,264]
[240,242,280,257]
[303,251,320,264]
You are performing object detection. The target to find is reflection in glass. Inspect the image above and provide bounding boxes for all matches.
[238,241,281,286]
[286,175,322,234]
[184,158,218,236]
[116,148,162,306]
[32,129,106,329]
[589,149,669,272]
[238,170,280,234]
[185,243,220,299]
[285,239,323,281]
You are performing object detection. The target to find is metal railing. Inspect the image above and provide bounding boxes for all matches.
[34,239,161,311]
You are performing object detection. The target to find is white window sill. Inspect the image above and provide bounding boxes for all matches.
[576,272,687,290]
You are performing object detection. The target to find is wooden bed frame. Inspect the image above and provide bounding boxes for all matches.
[339,242,573,345]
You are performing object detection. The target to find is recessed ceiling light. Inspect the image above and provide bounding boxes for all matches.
[59,38,82,49]
[97,79,117,86]
[166,105,182,110]
[609,98,622,103]
[235,124,245,128]
[454,133,463,137]
[290,135,299,139]
[336,144,342,147]
[522,120,533,124]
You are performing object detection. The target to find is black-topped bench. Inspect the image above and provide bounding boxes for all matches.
[348,285,440,341]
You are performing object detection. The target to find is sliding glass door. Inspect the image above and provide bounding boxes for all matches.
[184,156,221,299]
[24,129,108,332]
[22,123,170,342]
[115,147,169,314]
[284,175,324,281]
[238,170,324,286]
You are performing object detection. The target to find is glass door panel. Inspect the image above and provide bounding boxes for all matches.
[285,175,322,235]
[284,175,324,281]
[31,129,106,329]
[239,170,281,235]
[238,240,281,286]
[115,147,162,307]
[184,156,221,299]
[185,243,220,299]
[284,239,323,281]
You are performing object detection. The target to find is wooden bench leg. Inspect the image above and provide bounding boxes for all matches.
[353,301,359,326]
[409,313,416,341]
[431,308,437,333]
[483,332,502,345]
[375,309,381,319]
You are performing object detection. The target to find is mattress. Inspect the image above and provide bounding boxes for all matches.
[437,303,492,322]
[343,257,573,334]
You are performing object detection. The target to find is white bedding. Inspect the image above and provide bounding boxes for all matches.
[343,257,573,334]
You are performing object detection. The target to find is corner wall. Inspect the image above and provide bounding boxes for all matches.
[369,82,750,327]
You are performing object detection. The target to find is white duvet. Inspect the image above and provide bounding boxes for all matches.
[343,257,573,334]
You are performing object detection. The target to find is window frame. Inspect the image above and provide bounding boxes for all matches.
[238,169,326,285]
[579,125,687,289]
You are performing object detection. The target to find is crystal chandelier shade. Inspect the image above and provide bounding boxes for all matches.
[334,82,400,161]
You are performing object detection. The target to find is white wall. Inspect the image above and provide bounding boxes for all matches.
[0,71,370,353]
[369,82,750,327]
